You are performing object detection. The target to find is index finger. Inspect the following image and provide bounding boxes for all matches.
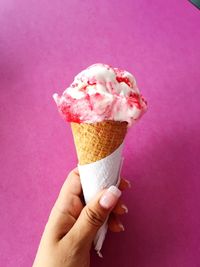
[59,167,82,197]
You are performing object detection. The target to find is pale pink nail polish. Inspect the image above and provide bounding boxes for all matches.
[99,186,121,209]
[121,204,128,213]
[125,179,131,188]
[119,223,125,231]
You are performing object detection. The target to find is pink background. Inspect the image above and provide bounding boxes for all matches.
[0,1,200,266]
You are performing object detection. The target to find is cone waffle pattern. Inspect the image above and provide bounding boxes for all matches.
[71,121,127,165]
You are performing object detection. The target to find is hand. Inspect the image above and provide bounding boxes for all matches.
[33,168,130,267]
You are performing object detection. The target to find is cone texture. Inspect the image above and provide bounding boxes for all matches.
[71,121,127,165]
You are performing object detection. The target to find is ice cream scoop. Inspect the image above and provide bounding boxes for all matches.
[53,63,147,126]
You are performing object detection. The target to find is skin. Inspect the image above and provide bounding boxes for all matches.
[33,168,130,267]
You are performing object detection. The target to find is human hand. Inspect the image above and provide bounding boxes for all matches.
[33,168,130,267]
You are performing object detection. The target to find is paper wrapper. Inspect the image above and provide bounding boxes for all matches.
[78,144,124,256]
[71,121,127,256]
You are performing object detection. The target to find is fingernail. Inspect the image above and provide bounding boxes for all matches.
[119,223,125,231]
[99,186,121,209]
[125,179,131,188]
[121,204,128,213]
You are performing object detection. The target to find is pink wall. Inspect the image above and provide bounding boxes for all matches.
[0,1,199,266]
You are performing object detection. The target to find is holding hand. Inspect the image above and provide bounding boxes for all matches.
[33,168,130,267]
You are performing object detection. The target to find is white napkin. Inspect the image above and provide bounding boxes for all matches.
[78,143,124,256]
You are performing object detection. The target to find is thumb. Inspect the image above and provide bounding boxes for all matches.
[66,185,121,247]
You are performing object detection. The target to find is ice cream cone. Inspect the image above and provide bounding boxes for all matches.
[70,120,128,256]
[71,120,128,165]
[53,63,147,256]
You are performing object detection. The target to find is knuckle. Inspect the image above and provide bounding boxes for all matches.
[84,207,105,228]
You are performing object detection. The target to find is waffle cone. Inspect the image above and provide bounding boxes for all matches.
[71,121,127,165]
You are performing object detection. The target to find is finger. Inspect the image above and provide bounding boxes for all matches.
[59,167,81,197]
[118,178,131,191]
[44,168,83,242]
[112,200,128,215]
[108,213,125,232]
[53,168,83,218]
[62,186,122,249]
